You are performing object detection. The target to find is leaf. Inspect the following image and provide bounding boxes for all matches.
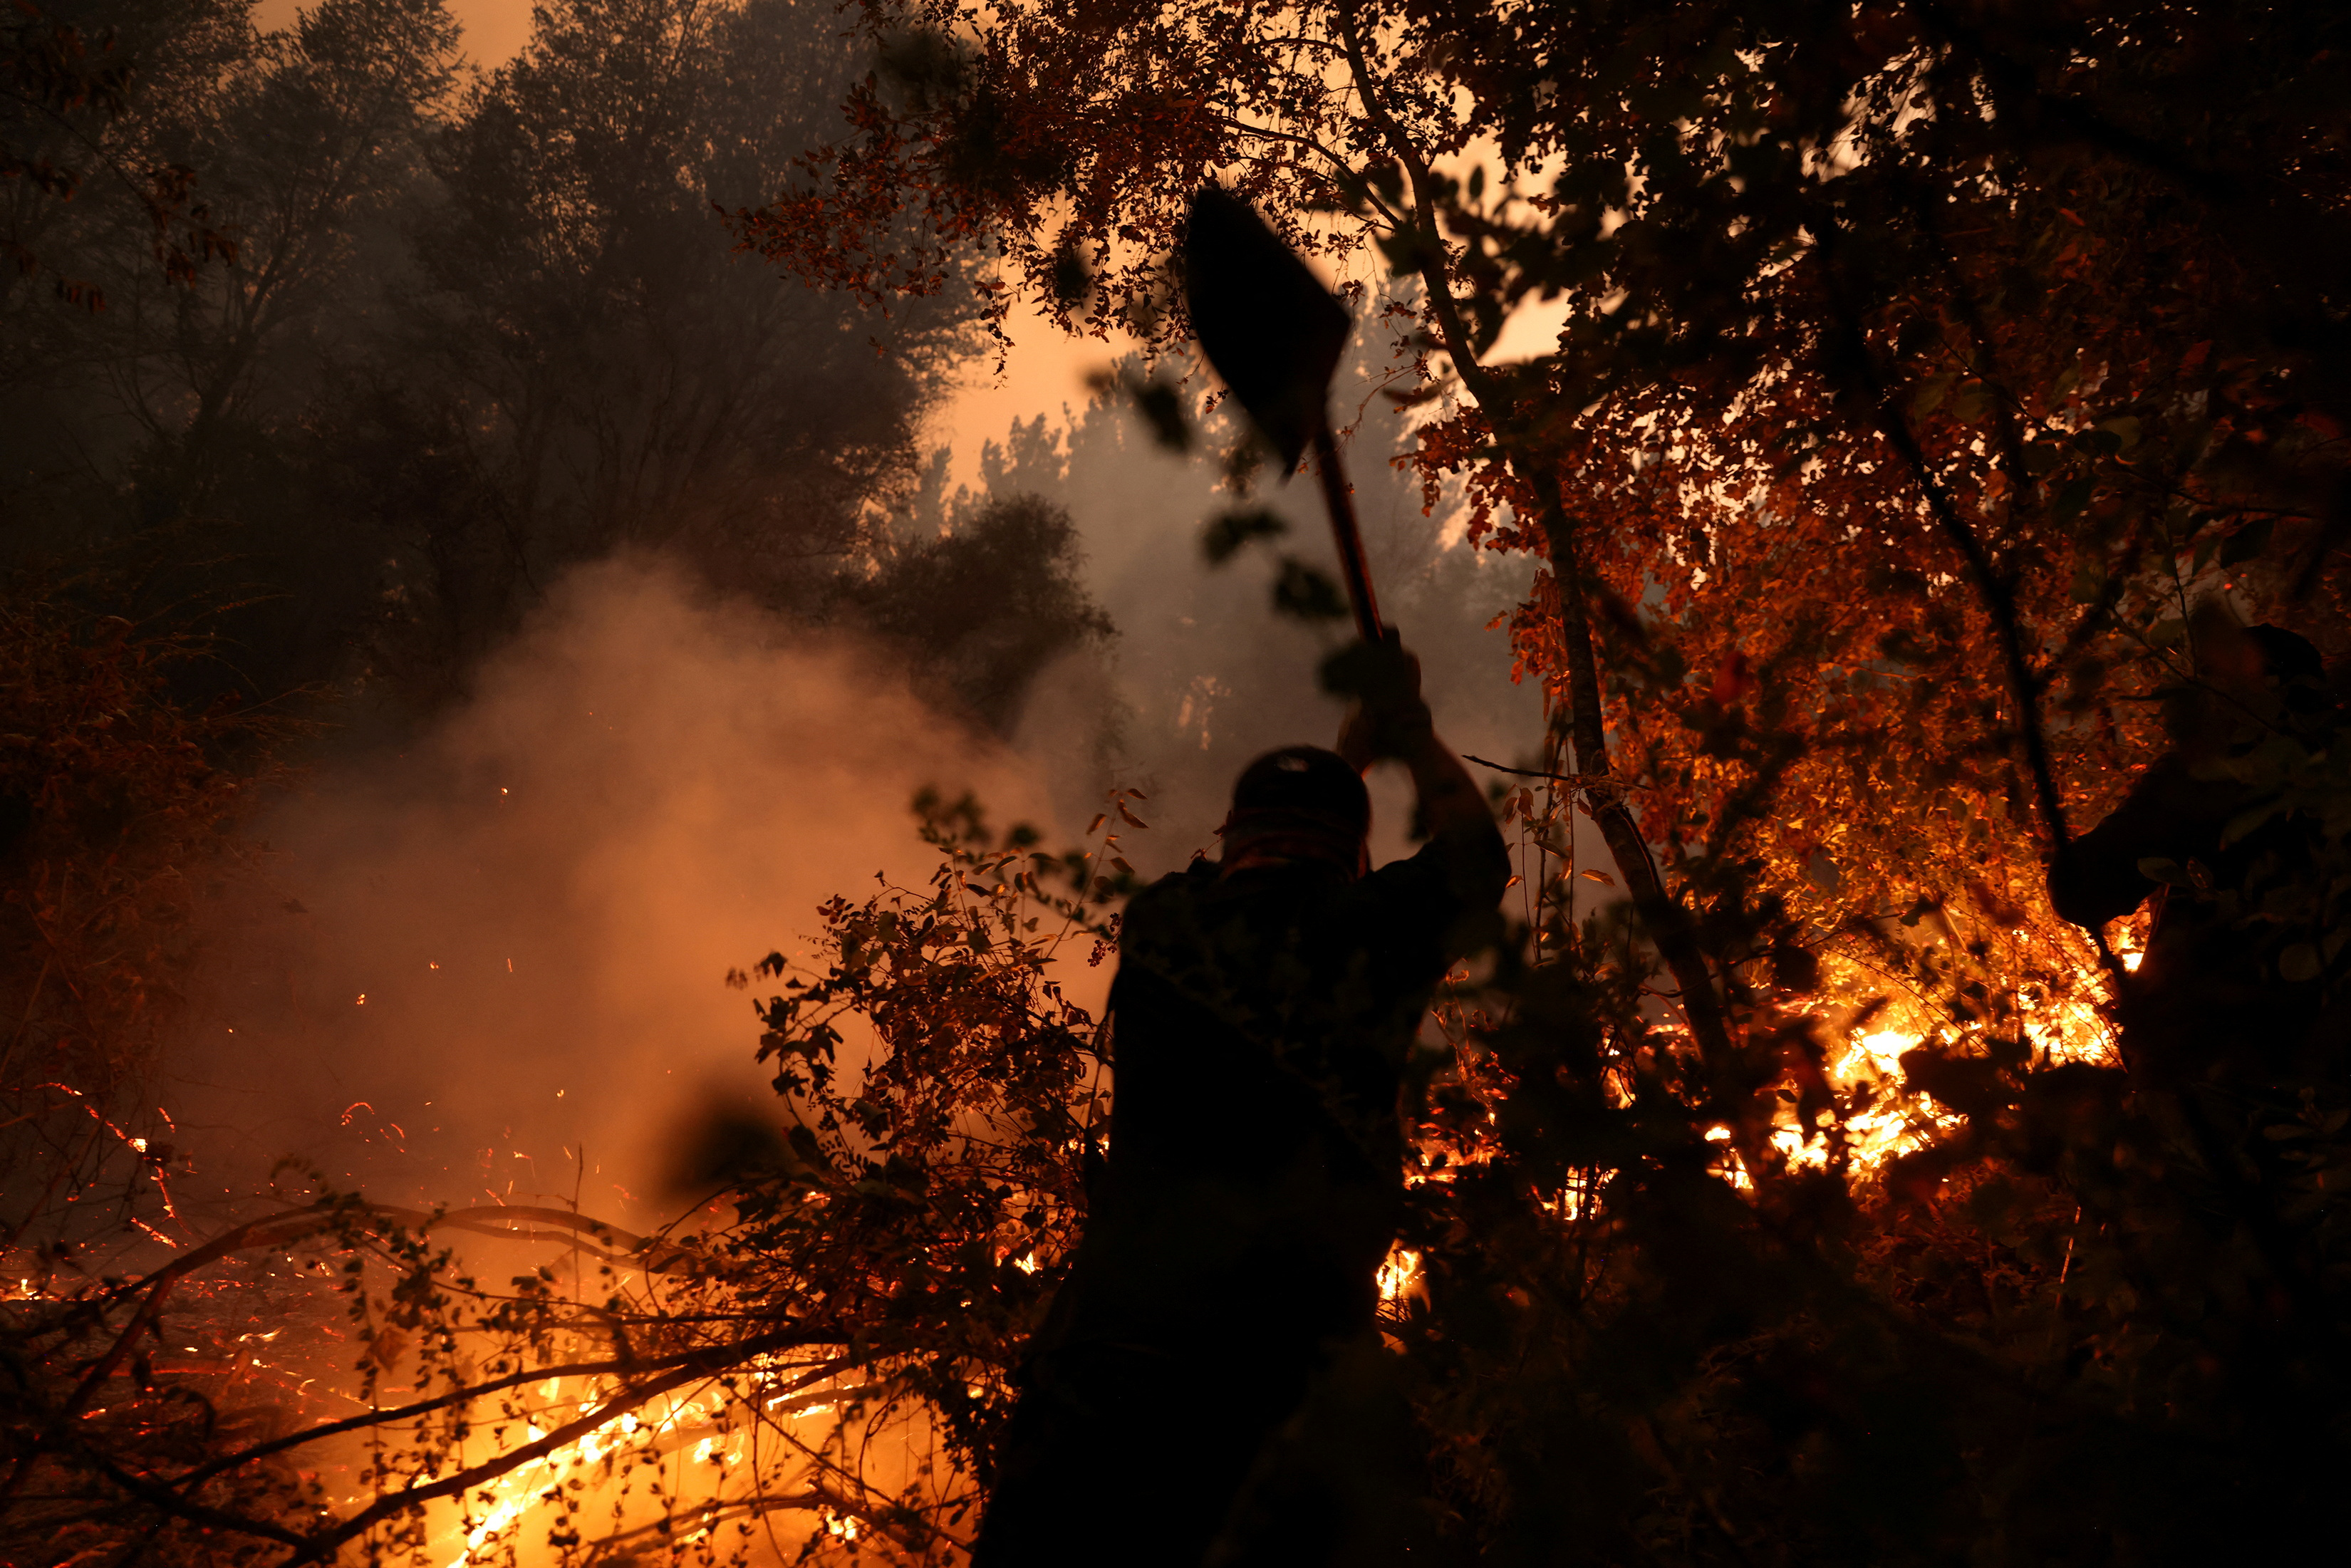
[2279,943,2321,983]
[2051,474,2097,526]
[2219,800,2284,847]
[1579,868,1615,886]
[1381,380,1451,408]
[1133,378,1191,452]
[2218,516,2274,566]
[1050,241,1092,304]
[1200,507,1287,565]
[2069,556,2105,603]
[1272,557,1349,622]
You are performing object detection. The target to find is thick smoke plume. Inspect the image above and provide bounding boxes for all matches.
[174,559,1058,1222]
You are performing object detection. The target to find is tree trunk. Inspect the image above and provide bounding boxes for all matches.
[1531,468,1736,1064]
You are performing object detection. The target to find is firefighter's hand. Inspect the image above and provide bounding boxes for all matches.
[1326,629,1433,769]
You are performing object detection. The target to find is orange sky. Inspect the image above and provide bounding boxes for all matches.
[443,0,534,61]
[934,300,1141,488]
[254,0,532,59]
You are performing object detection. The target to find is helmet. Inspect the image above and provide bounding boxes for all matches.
[1220,746,1369,876]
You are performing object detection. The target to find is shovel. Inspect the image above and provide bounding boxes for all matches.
[1185,186,1383,643]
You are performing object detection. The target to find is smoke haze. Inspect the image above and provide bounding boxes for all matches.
[975,343,1555,877]
[167,336,1564,1238]
[174,559,1062,1222]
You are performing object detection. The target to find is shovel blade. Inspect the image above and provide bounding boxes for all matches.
[1185,186,1351,473]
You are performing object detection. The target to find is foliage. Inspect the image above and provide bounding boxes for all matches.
[375,0,984,692]
[8,709,2347,1565]
[0,586,288,1263]
[1,0,992,715]
[741,0,2347,998]
[0,0,237,308]
[8,2,2351,1564]
[1378,667,2351,1564]
[0,791,1136,1564]
[725,1,2351,1560]
[843,494,1116,736]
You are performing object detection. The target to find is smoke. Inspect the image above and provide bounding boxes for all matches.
[172,557,1061,1222]
[168,343,1561,1226]
[971,346,1554,877]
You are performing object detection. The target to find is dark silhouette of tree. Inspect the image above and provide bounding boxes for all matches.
[363,0,981,703]
[740,0,2350,1052]
[848,492,1114,737]
[730,2,2351,1560]
[0,0,990,716]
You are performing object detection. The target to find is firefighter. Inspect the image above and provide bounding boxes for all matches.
[2049,621,2340,1085]
[971,632,1509,1568]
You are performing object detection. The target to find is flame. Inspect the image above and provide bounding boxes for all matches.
[1376,1245,1422,1304]
[1767,938,2124,1176]
[440,1377,738,1566]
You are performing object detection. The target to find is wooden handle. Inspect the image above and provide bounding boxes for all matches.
[1310,424,1383,643]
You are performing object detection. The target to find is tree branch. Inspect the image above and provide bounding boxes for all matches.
[278,1359,719,1565]
[1814,224,2072,853]
[170,1334,841,1494]
[1331,0,1737,1065]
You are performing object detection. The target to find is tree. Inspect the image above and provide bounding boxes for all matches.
[847,491,1116,737]
[725,2,2351,1559]
[1,0,985,713]
[739,0,2350,1054]
[0,0,462,702]
[0,592,287,1271]
[9,5,2350,1563]
[0,0,237,315]
[365,0,982,702]
[910,337,1544,861]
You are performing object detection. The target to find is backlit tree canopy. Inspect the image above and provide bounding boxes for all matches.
[741,0,2350,1029]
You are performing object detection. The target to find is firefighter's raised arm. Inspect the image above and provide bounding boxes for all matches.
[1332,632,1503,851]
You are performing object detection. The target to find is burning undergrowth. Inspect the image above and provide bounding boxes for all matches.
[4,789,1129,1566]
[4,563,2348,1567]
[0,763,2283,1567]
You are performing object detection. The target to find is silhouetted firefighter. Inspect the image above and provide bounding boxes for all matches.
[972,634,1507,1568]
[2051,621,2343,1084]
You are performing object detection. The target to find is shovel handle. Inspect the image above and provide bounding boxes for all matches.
[1310,425,1384,643]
